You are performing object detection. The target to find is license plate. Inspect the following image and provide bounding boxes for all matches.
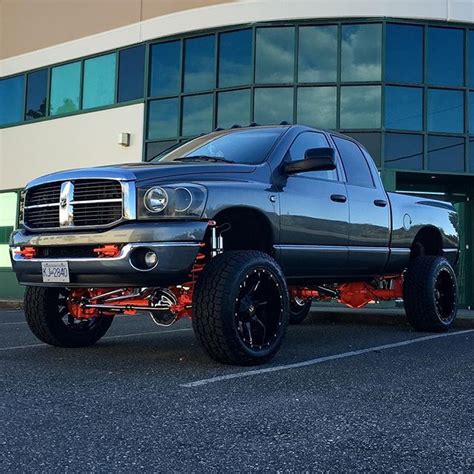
[41,261,70,283]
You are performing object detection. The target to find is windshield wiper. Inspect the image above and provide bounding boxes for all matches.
[174,155,235,164]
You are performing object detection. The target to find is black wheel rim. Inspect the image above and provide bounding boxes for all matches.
[291,297,309,313]
[434,269,456,323]
[58,289,100,332]
[234,268,284,351]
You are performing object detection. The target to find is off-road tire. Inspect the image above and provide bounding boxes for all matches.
[24,286,114,347]
[289,299,312,325]
[403,256,457,332]
[193,251,289,365]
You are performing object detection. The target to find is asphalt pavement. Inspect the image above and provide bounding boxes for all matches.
[1,308,472,472]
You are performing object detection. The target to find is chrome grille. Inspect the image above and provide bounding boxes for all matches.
[24,179,125,230]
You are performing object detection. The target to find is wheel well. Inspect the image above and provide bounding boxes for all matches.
[212,208,274,254]
[410,226,443,259]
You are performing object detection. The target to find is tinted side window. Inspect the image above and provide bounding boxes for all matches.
[287,132,337,181]
[333,136,374,187]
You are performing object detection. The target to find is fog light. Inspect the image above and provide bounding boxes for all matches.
[130,248,159,271]
[144,251,158,268]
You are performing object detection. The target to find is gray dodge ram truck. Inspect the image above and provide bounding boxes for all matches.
[10,125,459,365]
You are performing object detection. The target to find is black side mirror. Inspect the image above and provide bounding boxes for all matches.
[284,147,336,175]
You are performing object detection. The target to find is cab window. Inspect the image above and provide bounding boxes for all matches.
[332,136,374,187]
[286,132,338,181]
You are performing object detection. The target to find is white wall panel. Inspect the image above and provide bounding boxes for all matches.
[0,104,144,190]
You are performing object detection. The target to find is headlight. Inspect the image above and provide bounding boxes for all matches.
[144,186,169,213]
[138,183,207,219]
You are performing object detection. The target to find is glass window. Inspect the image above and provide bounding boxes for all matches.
[340,86,381,129]
[333,136,374,187]
[298,26,337,83]
[385,133,423,170]
[155,128,284,165]
[118,45,145,102]
[0,76,24,125]
[217,90,251,129]
[256,27,295,83]
[50,62,81,116]
[385,86,423,131]
[218,29,252,88]
[182,94,213,136]
[297,87,336,129]
[341,24,382,82]
[385,24,423,84]
[146,141,180,162]
[287,132,337,181]
[184,35,215,93]
[428,27,464,86]
[428,135,465,172]
[469,138,474,171]
[0,192,17,268]
[82,53,116,109]
[148,98,179,139]
[25,69,48,120]
[428,89,464,134]
[254,88,294,125]
[150,41,181,97]
[470,31,474,88]
[344,132,381,167]
[469,91,474,135]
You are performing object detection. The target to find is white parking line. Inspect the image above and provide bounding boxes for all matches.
[0,328,193,352]
[180,329,474,388]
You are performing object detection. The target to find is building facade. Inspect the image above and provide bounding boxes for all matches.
[1,0,474,305]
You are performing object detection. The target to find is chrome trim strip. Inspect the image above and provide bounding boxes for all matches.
[24,203,60,210]
[59,181,74,228]
[71,199,123,205]
[122,181,137,220]
[443,248,458,253]
[11,242,200,263]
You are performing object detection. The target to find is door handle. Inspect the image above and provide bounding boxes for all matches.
[374,199,387,207]
[330,194,347,203]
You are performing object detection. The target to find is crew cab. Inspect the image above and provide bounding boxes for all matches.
[10,125,459,365]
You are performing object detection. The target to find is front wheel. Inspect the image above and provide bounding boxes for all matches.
[289,298,312,325]
[193,251,289,365]
[403,256,457,332]
[24,286,114,347]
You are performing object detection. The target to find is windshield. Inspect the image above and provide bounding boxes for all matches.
[152,128,284,165]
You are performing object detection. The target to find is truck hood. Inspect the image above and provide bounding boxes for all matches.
[26,162,257,188]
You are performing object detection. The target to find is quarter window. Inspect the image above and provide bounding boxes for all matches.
[287,132,337,181]
[333,136,374,187]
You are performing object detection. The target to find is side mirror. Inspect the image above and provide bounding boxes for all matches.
[284,147,336,175]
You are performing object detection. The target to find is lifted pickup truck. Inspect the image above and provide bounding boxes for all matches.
[10,125,459,365]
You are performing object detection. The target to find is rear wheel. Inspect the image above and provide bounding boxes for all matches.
[193,251,289,365]
[289,297,312,324]
[24,286,114,347]
[403,256,457,332]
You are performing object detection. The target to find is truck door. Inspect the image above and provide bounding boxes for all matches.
[331,135,391,276]
[278,131,350,278]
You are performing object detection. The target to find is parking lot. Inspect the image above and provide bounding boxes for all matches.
[1,307,473,472]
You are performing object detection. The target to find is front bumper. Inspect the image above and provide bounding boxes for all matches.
[10,221,208,287]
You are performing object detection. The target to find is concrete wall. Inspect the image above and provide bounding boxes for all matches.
[0,0,233,59]
[0,104,144,190]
